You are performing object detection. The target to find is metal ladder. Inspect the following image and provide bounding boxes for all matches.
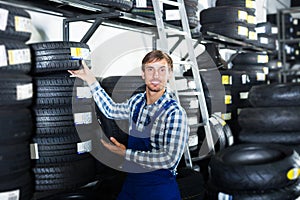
[151,0,215,168]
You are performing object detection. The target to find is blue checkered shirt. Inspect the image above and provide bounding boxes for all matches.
[90,81,189,171]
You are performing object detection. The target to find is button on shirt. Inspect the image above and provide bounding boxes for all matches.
[89,81,189,171]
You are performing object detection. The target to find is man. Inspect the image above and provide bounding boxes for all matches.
[69,50,189,200]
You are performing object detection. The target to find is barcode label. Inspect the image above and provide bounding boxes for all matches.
[16,83,33,100]
[74,112,92,125]
[0,189,20,200]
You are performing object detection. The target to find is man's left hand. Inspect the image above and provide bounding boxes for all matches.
[101,137,126,157]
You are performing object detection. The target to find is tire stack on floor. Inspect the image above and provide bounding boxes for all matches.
[200,0,257,42]
[29,41,97,195]
[131,0,199,29]
[238,82,300,154]
[207,143,300,199]
[226,52,269,134]
[0,3,34,200]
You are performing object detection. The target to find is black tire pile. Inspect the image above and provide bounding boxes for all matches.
[226,52,270,135]
[238,83,300,153]
[131,0,199,28]
[207,143,300,199]
[81,0,134,11]
[0,3,34,200]
[29,41,97,193]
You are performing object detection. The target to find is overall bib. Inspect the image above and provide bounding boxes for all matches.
[117,100,181,200]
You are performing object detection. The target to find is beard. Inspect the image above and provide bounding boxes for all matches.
[146,82,164,92]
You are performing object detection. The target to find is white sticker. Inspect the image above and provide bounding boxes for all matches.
[257,55,269,63]
[8,48,31,65]
[241,74,249,84]
[255,26,266,34]
[263,67,269,75]
[238,10,248,21]
[70,47,91,60]
[238,26,248,37]
[16,83,33,101]
[189,99,199,109]
[221,113,231,120]
[165,10,181,21]
[272,27,278,34]
[188,134,198,147]
[256,72,266,81]
[74,112,92,125]
[188,116,198,125]
[239,92,249,99]
[218,192,233,200]
[0,8,9,31]
[30,143,39,159]
[135,0,147,8]
[0,45,8,67]
[228,135,234,146]
[15,16,32,33]
[77,140,92,154]
[76,87,92,98]
[210,117,219,126]
[259,37,269,44]
[0,189,20,200]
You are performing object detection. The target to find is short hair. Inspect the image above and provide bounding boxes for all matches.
[142,50,173,71]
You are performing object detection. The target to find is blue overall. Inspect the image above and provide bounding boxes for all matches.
[117,100,181,200]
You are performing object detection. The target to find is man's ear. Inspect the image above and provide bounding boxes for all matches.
[141,71,145,79]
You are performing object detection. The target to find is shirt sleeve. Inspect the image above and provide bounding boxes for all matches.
[125,107,189,170]
[89,81,130,120]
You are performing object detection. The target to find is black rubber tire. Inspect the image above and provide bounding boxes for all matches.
[0,3,32,42]
[0,143,31,176]
[82,0,133,11]
[209,143,300,190]
[0,40,31,73]
[207,179,300,200]
[231,52,269,65]
[216,0,256,13]
[238,130,300,145]
[201,22,249,41]
[30,41,91,74]
[248,83,300,107]
[33,157,96,191]
[238,107,300,132]
[231,64,268,85]
[34,73,93,106]
[0,73,33,107]
[219,69,251,87]
[0,172,34,200]
[200,6,248,25]
[0,108,33,144]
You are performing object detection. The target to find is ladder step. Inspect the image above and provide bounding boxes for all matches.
[165,28,187,36]
[189,122,206,128]
[159,0,181,7]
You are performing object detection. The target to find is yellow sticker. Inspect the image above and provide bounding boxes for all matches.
[225,95,232,105]
[70,47,91,60]
[247,15,256,24]
[238,10,248,21]
[246,0,256,9]
[222,75,231,85]
[221,113,231,120]
[287,168,300,180]
[248,31,257,40]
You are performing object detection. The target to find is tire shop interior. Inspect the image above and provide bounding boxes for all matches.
[0,0,300,199]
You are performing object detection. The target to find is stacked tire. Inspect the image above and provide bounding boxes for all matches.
[238,83,300,154]
[0,3,34,200]
[131,0,199,29]
[29,41,96,193]
[200,0,256,42]
[227,52,270,134]
[207,143,300,199]
[81,0,134,11]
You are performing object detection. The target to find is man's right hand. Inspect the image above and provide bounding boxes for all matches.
[68,60,97,86]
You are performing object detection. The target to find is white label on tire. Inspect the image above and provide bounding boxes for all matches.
[256,72,266,81]
[16,83,33,100]
[15,16,32,33]
[218,192,233,200]
[241,74,250,84]
[165,10,180,21]
[0,8,9,31]
[221,112,231,120]
[238,26,248,37]
[188,134,198,147]
[238,10,248,21]
[0,189,20,200]
[74,112,92,125]
[30,143,39,159]
[8,48,31,65]
[0,45,8,67]
[77,140,92,154]
[188,116,198,125]
[239,92,249,99]
[70,47,91,60]
[77,87,92,98]
[135,0,147,8]
[257,55,269,63]
[259,37,269,44]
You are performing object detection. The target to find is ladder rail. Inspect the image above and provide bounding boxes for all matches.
[151,0,215,168]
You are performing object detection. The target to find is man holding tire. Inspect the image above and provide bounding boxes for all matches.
[69,50,189,200]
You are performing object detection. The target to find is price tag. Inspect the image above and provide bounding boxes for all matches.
[238,10,247,21]
[238,26,248,37]
[77,140,92,154]
[15,16,31,32]
[16,83,33,100]
[0,8,9,31]
[70,47,91,60]
[257,55,269,63]
[8,48,31,65]
[0,189,20,200]
[76,87,92,98]
[74,112,92,125]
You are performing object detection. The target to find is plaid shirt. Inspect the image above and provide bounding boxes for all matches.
[90,81,189,172]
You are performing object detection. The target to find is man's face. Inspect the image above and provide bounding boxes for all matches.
[142,59,172,93]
